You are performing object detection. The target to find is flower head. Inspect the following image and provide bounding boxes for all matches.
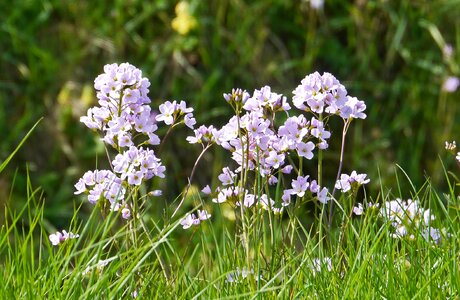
[442,76,460,93]
[49,230,79,246]
[335,171,370,193]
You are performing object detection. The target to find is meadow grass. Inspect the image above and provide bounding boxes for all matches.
[1,161,459,298]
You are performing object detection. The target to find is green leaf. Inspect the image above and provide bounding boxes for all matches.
[0,117,42,173]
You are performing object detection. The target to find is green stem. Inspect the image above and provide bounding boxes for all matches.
[317,113,323,187]
[171,143,212,218]
[329,119,351,227]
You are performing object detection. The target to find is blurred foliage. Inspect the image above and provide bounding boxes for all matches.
[1,0,459,226]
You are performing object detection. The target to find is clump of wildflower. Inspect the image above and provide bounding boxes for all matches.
[192,71,366,218]
[77,63,168,220]
[49,230,79,246]
[379,198,447,243]
[311,257,332,275]
[180,210,211,229]
[335,171,370,193]
[81,63,161,148]
[74,170,125,208]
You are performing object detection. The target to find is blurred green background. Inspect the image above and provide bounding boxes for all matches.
[1,0,459,226]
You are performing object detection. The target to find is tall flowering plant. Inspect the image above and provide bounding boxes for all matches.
[187,73,368,211]
[76,63,180,221]
[180,72,370,265]
[66,64,369,253]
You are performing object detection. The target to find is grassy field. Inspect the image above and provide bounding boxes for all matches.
[1,0,460,298]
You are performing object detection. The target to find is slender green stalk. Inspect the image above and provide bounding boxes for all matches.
[329,119,351,226]
[171,144,212,218]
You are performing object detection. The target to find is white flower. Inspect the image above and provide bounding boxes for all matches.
[197,210,211,221]
[311,257,332,275]
[49,229,79,246]
[353,203,364,215]
[180,213,199,229]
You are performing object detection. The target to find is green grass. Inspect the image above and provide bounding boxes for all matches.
[1,165,459,298]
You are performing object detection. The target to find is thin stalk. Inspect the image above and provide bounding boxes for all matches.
[318,113,323,187]
[329,119,351,227]
[157,122,176,155]
[171,143,212,218]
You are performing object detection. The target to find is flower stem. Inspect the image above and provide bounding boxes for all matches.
[317,113,323,187]
[329,119,351,227]
[171,144,212,218]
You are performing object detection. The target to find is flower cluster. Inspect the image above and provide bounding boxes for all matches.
[186,125,219,146]
[335,171,370,193]
[180,210,211,229]
[74,170,125,206]
[76,63,169,218]
[112,146,165,185]
[293,72,366,119]
[80,63,160,148]
[311,257,332,275]
[445,140,460,163]
[282,175,329,205]
[379,198,447,243]
[188,72,366,216]
[442,76,460,93]
[49,230,79,246]
[156,100,196,129]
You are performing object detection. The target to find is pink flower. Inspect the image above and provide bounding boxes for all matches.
[442,76,460,93]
